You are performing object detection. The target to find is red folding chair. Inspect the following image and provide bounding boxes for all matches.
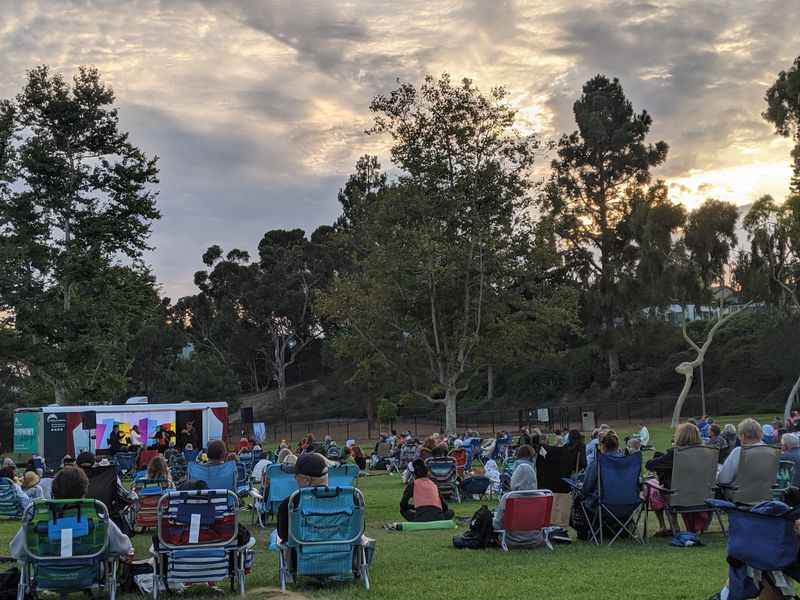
[449,448,468,478]
[495,489,553,551]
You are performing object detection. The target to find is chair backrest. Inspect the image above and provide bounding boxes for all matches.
[85,465,120,513]
[133,477,169,496]
[776,460,795,490]
[732,445,781,505]
[187,461,237,493]
[157,489,237,548]
[598,452,642,506]
[426,458,456,480]
[376,442,391,458]
[265,463,299,505]
[669,445,719,507]
[238,450,253,465]
[328,464,358,489]
[537,445,580,493]
[114,451,137,474]
[23,498,109,560]
[0,477,22,517]
[183,449,199,463]
[449,448,467,468]
[501,490,553,531]
[138,449,160,469]
[327,446,342,460]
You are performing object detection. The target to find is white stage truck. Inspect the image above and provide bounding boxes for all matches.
[13,401,229,469]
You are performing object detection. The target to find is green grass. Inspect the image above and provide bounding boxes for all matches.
[2,415,784,600]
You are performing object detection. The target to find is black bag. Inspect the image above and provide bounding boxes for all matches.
[453,505,494,549]
[0,566,19,600]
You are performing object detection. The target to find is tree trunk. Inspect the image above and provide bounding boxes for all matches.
[607,349,620,389]
[366,397,377,433]
[487,365,494,403]
[785,373,800,424]
[53,380,66,405]
[671,367,694,428]
[444,387,458,435]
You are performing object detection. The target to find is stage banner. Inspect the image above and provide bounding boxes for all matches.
[95,411,176,449]
[13,412,39,454]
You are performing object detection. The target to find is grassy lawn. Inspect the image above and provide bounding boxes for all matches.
[1,414,785,600]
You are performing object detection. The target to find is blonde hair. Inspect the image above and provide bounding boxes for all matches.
[147,455,172,484]
[675,423,701,448]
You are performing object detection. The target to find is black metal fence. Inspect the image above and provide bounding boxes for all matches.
[241,393,784,445]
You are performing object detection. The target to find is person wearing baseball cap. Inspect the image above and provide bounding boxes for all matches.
[276,452,329,542]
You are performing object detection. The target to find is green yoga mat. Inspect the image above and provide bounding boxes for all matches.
[392,520,456,532]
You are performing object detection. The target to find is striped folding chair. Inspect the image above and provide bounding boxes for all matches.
[152,489,254,598]
[0,477,23,519]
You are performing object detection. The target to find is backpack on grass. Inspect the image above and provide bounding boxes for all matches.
[453,505,495,549]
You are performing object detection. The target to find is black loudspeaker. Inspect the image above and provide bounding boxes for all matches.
[241,407,254,424]
[81,411,97,429]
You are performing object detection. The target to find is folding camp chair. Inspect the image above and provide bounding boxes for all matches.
[399,444,417,473]
[718,444,781,506]
[278,486,370,591]
[570,452,644,546]
[449,448,468,478]
[0,477,24,519]
[426,458,461,503]
[113,452,137,481]
[774,460,796,501]
[260,464,298,524]
[133,478,170,532]
[152,489,254,598]
[167,452,188,484]
[707,499,800,599]
[644,445,725,537]
[328,464,359,489]
[135,450,160,480]
[17,498,118,600]
[182,449,199,464]
[187,461,237,493]
[494,489,554,551]
[86,465,135,534]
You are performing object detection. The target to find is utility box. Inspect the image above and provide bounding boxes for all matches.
[581,411,596,432]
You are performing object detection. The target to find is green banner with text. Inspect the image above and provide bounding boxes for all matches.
[13,412,39,454]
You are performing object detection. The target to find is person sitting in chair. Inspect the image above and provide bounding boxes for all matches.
[399,459,454,522]
[717,419,764,491]
[493,445,538,542]
[277,452,329,542]
[10,466,133,560]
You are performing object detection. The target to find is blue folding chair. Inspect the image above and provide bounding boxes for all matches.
[182,449,199,463]
[278,486,370,591]
[187,461,237,493]
[235,462,250,496]
[328,465,358,489]
[707,499,800,599]
[261,464,298,523]
[113,452,137,481]
[571,452,644,545]
[0,477,24,519]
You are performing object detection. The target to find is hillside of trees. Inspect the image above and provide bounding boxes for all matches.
[3,58,800,437]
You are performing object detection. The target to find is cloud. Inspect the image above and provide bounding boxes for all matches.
[1,0,798,298]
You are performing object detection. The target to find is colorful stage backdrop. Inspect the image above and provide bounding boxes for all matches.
[94,411,177,450]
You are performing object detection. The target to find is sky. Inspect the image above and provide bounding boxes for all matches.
[2,0,799,299]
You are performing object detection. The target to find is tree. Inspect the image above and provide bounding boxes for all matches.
[684,198,739,298]
[764,56,800,195]
[543,75,669,387]
[320,74,571,434]
[0,66,160,403]
[736,194,800,308]
[247,229,329,416]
